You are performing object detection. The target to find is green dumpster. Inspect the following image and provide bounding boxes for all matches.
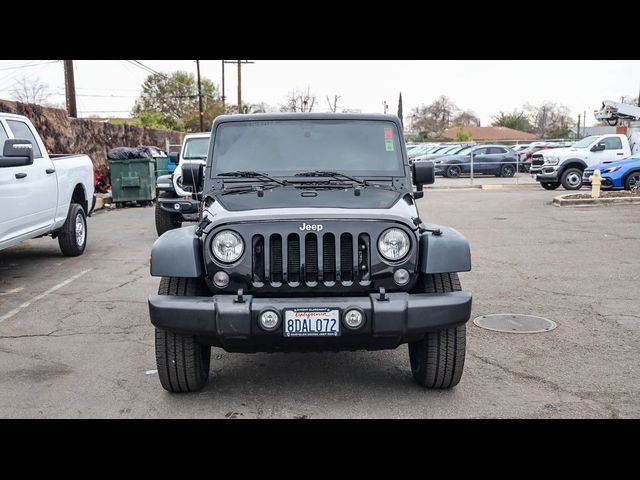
[154,155,170,178]
[108,157,156,205]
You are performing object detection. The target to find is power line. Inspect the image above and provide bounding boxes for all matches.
[0,60,60,72]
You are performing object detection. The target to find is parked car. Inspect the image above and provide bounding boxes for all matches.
[434,145,519,178]
[147,113,473,392]
[582,154,640,190]
[155,132,210,235]
[518,142,557,172]
[529,134,633,190]
[0,113,94,256]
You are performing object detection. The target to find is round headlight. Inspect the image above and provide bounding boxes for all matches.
[378,228,410,261]
[211,230,244,263]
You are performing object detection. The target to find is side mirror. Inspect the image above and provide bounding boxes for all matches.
[591,143,606,152]
[169,152,180,164]
[181,162,204,191]
[0,139,35,168]
[412,161,435,198]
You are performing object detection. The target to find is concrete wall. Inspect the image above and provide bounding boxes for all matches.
[0,99,184,175]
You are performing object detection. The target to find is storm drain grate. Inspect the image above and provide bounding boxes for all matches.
[473,314,557,334]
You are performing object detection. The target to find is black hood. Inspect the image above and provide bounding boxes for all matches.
[214,185,402,211]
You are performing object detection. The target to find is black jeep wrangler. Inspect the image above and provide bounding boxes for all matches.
[148,113,472,392]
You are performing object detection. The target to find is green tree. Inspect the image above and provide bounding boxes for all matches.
[491,110,532,132]
[455,128,473,141]
[132,71,224,131]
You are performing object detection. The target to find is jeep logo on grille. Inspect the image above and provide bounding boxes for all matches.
[299,223,323,232]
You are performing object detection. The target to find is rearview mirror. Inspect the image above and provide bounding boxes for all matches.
[412,161,435,198]
[169,152,180,164]
[0,139,35,168]
[591,143,606,152]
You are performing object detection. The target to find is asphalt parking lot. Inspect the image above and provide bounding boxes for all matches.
[1,187,639,418]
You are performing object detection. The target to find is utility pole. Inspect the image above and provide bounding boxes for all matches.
[221,60,226,108]
[584,110,586,136]
[196,60,204,131]
[63,60,77,118]
[223,60,254,113]
[577,114,581,139]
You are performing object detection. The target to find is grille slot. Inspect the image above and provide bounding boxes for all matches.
[340,233,353,282]
[305,234,318,283]
[287,234,300,283]
[270,234,282,283]
[323,233,336,282]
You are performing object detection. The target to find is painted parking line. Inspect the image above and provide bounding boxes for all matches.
[0,288,24,296]
[0,269,92,324]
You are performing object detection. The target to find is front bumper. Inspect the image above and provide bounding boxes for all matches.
[530,165,559,181]
[148,291,472,352]
[158,197,201,214]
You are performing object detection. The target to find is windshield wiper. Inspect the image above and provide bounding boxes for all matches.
[217,183,283,197]
[218,170,287,185]
[292,170,369,187]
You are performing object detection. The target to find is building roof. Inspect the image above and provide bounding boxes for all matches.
[569,126,617,136]
[441,126,537,141]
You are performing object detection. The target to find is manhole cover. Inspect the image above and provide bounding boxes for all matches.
[473,314,557,334]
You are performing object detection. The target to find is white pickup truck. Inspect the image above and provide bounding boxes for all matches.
[529,133,633,190]
[0,113,94,256]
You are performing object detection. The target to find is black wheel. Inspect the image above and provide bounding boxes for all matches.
[408,273,466,389]
[624,171,640,191]
[155,277,211,393]
[561,168,583,190]
[155,194,182,236]
[445,165,462,178]
[500,164,516,177]
[58,203,87,257]
[541,182,560,190]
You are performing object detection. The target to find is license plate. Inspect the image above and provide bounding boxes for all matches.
[284,308,340,337]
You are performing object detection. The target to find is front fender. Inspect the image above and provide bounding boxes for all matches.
[150,226,203,278]
[418,225,471,274]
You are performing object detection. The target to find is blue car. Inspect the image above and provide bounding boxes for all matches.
[583,155,640,190]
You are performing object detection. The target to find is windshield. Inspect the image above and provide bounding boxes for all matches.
[572,136,600,149]
[456,146,473,155]
[183,137,210,159]
[211,119,405,177]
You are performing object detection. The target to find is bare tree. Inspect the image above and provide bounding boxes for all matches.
[326,95,341,112]
[453,110,480,127]
[10,76,52,105]
[280,87,316,112]
[524,101,574,138]
[409,95,458,138]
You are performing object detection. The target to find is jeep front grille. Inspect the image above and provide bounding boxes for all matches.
[252,232,370,287]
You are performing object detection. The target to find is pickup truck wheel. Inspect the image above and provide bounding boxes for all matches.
[408,273,466,389]
[58,204,87,257]
[541,182,560,190]
[561,168,583,190]
[155,277,211,393]
[155,196,182,236]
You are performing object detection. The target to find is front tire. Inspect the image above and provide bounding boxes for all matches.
[561,168,583,190]
[58,203,87,257]
[155,194,182,236]
[624,171,640,191]
[408,273,466,389]
[155,277,211,393]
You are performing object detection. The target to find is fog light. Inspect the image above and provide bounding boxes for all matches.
[343,309,364,329]
[393,268,410,286]
[259,310,280,331]
[173,203,181,211]
[213,271,229,288]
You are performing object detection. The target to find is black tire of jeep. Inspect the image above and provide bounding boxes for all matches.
[58,203,87,257]
[155,277,211,393]
[445,165,462,178]
[624,171,640,191]
[155,194,182,236]
[561,167,583,190]
[408,273,466,389]
[541,181,560,190]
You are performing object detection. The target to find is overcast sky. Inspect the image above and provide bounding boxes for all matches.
[0,60,638,126]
